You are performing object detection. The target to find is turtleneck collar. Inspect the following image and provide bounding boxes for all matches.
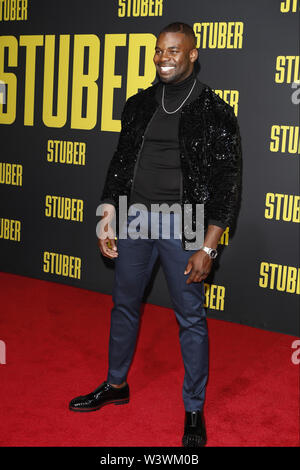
[160,68,196,94]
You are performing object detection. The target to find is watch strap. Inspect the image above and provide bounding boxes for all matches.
[201,246,218,259]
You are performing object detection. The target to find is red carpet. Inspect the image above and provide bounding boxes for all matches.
[0,272,299,447]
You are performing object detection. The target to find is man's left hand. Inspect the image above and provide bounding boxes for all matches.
[184,250,213,284]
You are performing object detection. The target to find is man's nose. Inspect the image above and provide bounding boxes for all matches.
[159,50,172,61]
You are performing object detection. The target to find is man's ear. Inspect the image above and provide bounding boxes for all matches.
[190,48,198,63]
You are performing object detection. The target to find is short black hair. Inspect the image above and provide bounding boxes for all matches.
[158,22,197,49]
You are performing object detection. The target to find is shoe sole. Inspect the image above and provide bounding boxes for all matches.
[182,436,206,447]
[69,398,129,412]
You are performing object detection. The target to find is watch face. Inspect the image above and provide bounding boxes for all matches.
[210,249,218,259]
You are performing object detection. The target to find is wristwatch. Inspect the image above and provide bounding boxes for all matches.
[200,246,218,259]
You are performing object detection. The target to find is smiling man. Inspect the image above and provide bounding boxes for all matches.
[69,22,242,447]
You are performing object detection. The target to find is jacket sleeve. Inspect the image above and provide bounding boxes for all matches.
[206,104,242,230]
[100,97,134,204]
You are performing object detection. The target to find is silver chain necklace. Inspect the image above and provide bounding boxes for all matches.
[162,78,196,114]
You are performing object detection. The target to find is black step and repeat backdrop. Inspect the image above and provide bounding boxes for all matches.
[0,0,299,335]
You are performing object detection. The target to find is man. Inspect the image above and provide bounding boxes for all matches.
[69,22,242,447]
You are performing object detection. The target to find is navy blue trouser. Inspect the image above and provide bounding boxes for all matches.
[106,210,209,411]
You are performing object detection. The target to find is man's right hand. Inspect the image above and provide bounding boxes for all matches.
[98,203,118,259]
[98,232,118,259]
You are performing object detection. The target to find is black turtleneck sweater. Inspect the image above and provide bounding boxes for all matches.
[101,69,204,209]
[128,69,204,209]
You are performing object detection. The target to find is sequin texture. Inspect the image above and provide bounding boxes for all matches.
[101,83,242,250]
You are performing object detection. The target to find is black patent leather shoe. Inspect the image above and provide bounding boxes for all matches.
[69,381,129,412]
[182,410,207,447]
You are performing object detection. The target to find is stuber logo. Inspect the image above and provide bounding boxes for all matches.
[0,80,6,105]
[0,340,6,364]
[291,339,300,365]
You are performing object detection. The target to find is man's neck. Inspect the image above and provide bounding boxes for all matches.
[162,69,196,89]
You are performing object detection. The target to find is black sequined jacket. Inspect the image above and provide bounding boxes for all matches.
[100,81,242,250]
